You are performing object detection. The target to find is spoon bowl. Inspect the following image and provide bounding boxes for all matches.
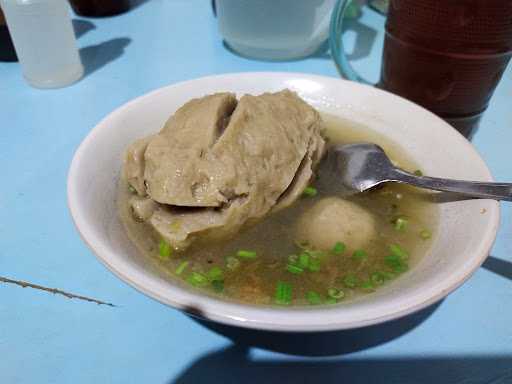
[328,143,396,194]
[330,142,512,201]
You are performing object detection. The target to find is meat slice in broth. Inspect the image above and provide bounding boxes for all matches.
[143,92,238,207]
[122,90,326,250]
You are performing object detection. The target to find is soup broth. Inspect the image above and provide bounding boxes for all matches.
[118,114,438,306]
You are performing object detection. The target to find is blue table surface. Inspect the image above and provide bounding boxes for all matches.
[1,1,511,383]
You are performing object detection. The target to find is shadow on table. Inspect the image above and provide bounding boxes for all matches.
[190,301,441,357]
[171,257,512,383]
[130,0,151,11]
[482,255,512,281]
[80,38,131,78]
[72,19,96,39]
[71,19,132,78]
[171,347,512,384]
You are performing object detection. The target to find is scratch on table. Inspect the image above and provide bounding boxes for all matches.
[0,276,116,307]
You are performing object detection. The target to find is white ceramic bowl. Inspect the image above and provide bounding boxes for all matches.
[68,72,499,332]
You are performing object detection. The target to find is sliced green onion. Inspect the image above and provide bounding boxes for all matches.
[388,243,409,260]
[211,280,224,292]
[370,272,385,286]
[226,256,240,271]
[342,274,359,288]
[298,253,310,268]
[158,240,172,259]
[236,250,257,259]
[286,264,304,274]
[207,266,224,281]
[275,281,292,305]
[302,186,318,197]
[187,272,208,287]
[393,217,408,231]
[360,280,374,292]
[327,287,345,300]
[384,255,408,273]
[352,249,368,261]
[128,184,136,193]
[288,254,299,265]
[175,261,189,275]
[420,229,432,240]
[384,254,400,263]
[414,169,423,176]
[325,297,338,305]
[306,291,322,305]
[393,261,409,273]
[331,241,346,255]
[307,257,321,272]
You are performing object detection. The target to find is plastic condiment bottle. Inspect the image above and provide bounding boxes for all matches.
[0,0,83,88]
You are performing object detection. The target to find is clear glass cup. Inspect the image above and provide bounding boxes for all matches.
[217,0,336,61]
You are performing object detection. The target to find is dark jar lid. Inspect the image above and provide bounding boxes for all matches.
[0,8,17,62]
[69,0,131,17]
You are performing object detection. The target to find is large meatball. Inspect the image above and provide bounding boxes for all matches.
[295,197,376,251]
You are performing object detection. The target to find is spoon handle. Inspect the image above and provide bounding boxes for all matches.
[391,168,512,201]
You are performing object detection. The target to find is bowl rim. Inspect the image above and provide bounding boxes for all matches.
[67,72,500,332]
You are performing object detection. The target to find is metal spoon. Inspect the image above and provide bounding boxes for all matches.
[328,143,512,201]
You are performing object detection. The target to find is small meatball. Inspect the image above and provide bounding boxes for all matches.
[295,197,376,251]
